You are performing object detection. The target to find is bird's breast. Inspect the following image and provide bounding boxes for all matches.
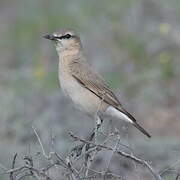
[58,69,107,116]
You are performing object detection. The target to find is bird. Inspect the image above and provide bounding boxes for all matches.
[43,28,151,138]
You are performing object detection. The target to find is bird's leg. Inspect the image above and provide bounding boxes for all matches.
[88,116,103,142]
[70,96,104,158]
[94,93,105,143]
[94,114,103,144]
[70,116,103,158]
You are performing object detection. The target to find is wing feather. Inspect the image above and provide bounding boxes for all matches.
[70,61,151,138]
[71,62,121,108]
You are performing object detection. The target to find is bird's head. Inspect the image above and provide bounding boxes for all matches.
[44,29,82,53]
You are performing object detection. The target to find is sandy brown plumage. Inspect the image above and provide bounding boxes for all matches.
[44,28,151,138]
[70,61,151,138]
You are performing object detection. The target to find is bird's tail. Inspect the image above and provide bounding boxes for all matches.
[117,107,151,138]
[132,121,151,138]
[106,106,151,138]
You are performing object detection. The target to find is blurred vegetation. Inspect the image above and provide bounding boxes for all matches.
[0,0,180,179]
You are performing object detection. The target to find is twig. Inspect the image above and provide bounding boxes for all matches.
[98,130,133,152]
[18,173,37,180]
[0,167,27,175]
[83,124,113,178]
[82,93,105,177]
[86,168,124,180]
[160,158,180,176]
[32,126,80,179]
[65,156,80,180]
[10,153,17,180]
[54,153,70,169]
[32,126,50,159]
[69,132,163,180]
[104,134,120,176]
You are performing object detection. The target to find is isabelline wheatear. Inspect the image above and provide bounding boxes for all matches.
[44,28,151,138]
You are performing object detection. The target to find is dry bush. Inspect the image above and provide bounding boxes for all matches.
[0,125,167,180]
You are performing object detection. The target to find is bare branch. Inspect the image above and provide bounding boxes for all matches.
[69,132,163,180]
[10,153,17,180]
[32,126,50,160]
[105,134,120,174]
[160,158,180,176]
[0,126,166,180]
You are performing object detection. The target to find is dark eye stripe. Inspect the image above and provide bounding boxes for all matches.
[63,34,72,39]
[56,34,73,40]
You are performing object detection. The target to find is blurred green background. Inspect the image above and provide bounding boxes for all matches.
[0,0,180,179]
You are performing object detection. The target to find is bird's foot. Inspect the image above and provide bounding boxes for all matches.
[70,117,103,159]
[70,142,96,159]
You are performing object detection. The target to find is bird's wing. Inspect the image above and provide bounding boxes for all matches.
[71,61,151,138]
[71,61,121,108]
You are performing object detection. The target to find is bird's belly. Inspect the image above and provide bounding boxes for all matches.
[59,75,105,115]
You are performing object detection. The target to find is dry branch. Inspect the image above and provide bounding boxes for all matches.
[68,131,163,180]
[0,126,168,180]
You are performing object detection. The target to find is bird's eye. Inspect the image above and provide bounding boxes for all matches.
[56,34,72,40]
[63,34,72,39]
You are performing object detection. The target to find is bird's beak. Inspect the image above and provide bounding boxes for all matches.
[43,34,57,41]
